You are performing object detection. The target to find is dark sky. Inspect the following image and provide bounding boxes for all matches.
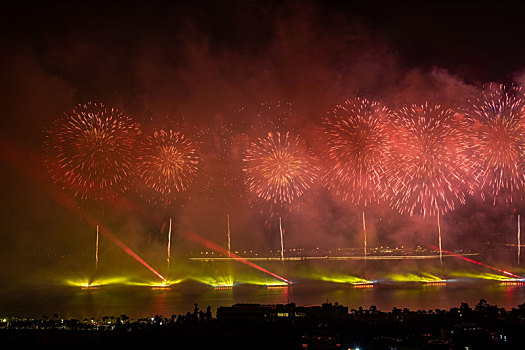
[1,0,525,267]
[0,1,525,137]
[4,0,525,140]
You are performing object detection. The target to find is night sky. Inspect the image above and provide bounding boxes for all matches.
[2,0,525,273]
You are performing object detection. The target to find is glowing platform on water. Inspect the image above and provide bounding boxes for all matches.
[151,283,172,289]
[189,253,479,262]
[266,284,290,289]
[500,278,525,286]
[212,283,234,289]
[424,280,447,286]
[81,283,101,290]
[353,281,374,288]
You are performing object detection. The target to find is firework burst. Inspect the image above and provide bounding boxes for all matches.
[243,131,316,263]
[321,97,392,206]
[45,102,139,200]
[464,83,525,202]
[465,83,525,265]
[387,103,472,217]
[136,129,199,206]
[243,131,317,206]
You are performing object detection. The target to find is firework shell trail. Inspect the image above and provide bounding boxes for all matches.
[320,97,393,207]
[243,131,317,208]
[386,102,473,217]
[464,83,525,202]
[45,102,140,200]
[136,129,199,206]
[465,83,525,266]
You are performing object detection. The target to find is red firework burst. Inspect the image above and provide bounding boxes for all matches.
[321,97,392,206]
[136,129,199,205]
[386,103,472,216]
[464,83,525,202]
[45,102,140,200]
[243,131,317,206]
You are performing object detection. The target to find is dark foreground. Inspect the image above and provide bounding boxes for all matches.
[1,300,524,349]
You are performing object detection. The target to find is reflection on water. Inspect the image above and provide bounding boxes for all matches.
[1,280,525,319]
[1,255,524,319]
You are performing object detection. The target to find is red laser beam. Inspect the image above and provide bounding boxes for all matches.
[0,137,166,282]
[429,245,521,279]
[54,194,166,281]
[52,193,167,281]
[43,188,166,281]
[185,231,291,284]
[95,224,166,281]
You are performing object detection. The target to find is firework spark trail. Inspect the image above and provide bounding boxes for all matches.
[321,98,392,258]
[465,84,525,265]
[362,211,367,258]
[137,129,199,205]
[387,103,472,266]
[200,120,248,255]
[465,84,525,201]
[137,129,198,269]
[167,218,172,268]
[227,214,231,255]
[45,102,140,272]
[45,102,139,200]
[185,231,291,284]
[429,246,521,279]
[279,217,284,264]
[243,131,317,262]
[519,214,521,265]
[243,131,317,205]
[95,225,99,270]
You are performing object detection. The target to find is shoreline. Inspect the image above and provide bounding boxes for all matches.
[1,300,524,349]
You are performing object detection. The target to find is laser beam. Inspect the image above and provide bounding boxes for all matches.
[0,138,166,282]
[185,231,291,284]
[97,224,166,281]
[429,245,521,279]
[50,191,166,281]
